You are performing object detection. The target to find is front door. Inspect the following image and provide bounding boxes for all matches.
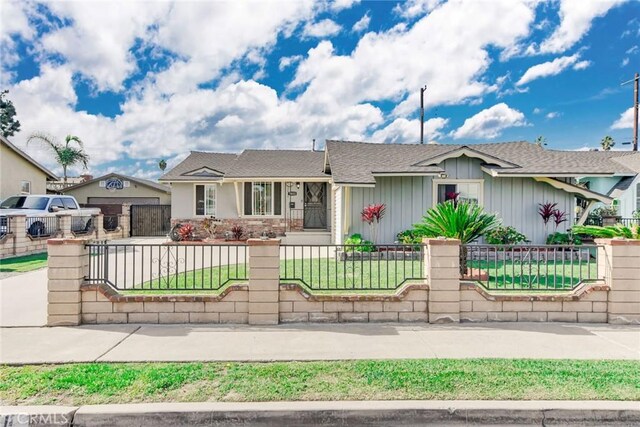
[303,183,327,229]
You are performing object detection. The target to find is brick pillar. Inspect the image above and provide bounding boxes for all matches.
[424,238,461,323]
[120,203,131,238]
[247,238,280,325]
[93,214,105,240]
[9,215,26,256]
[58,214,72,237]
[47,239,89,326]
[596,238,640,325]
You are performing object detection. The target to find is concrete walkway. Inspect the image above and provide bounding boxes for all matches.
[0,268,47,327]
[1,322,638,364]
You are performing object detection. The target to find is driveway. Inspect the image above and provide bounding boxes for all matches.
[0,268,47,327]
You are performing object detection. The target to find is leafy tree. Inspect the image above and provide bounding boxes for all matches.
[414,200,500,274]
[534,135,546,147]
[0,90,21,137]
[159,159,167,171]
[27,133,89,183]
[600,135,615,151]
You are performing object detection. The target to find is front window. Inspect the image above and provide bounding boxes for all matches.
[0,196,49,210]
[243,182,282,216]
[20,181,31,194]
[195,184,216,216]
[435,180,482,205]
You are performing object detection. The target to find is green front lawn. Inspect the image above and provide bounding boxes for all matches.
[0,252,48,273]
[467,260,598,290]
[137,258,423,292]
[1,360,638,405]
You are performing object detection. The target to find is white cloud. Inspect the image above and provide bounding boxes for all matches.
[394,0,444,19]
[516,53,583,86]
[302,19,342,38]
[452,103,527,139]
[611,107,636,130]
[621,57,630,67]
[293,0,536,118]
[371,117,448,144]
[330,0,361,12]
[572,59,591,70]
[546,111,561,119]
[533,107,543,114]
[352,13,371,33]
[279,55,303,71]
[538,0,624,54]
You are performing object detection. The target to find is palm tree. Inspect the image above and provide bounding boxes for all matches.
[600,135,615,151]
[27,133,89,183]
[534,135,547,147]
[159,159,167,171]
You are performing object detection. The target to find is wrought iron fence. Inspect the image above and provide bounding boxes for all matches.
[619,218,640,228]
[280,244,425,291]
[462,244,602,291]
[25,216,59,237]
[103,214,120,232]
[71,215,95,234]
[0,216,10,237]
[86,242,248,291]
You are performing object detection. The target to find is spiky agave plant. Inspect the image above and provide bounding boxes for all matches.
[414,200,501,275]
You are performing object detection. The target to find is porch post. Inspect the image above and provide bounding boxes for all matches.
[334,185,343,245]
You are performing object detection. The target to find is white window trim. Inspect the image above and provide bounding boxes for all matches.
[242,181,283,218]
[432,179,484,207]
[193,183,217,217]
[20,181,31,195]
[636,182,640,212]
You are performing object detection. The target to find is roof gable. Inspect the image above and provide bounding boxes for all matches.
[62,172,170,193]
[182,167,224,177]
[1,135,59,180]
[412,146,519,168]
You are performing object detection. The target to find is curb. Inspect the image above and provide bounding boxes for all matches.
[3,401,640,426]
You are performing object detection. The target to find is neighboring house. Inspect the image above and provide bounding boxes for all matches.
[162,140,630,244]
[0,135,58,200]
[577,152,640,219]
[47,174,93,193]
[62,173,171,216]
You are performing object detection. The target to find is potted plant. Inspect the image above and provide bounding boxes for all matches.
[598,205,620,226]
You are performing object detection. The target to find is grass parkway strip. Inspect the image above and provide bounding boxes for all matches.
[1,359,638,405]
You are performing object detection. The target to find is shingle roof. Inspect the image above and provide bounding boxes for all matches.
[226,150,328,178]
[160,149,328,182]
[325,140,640,184]
[159,152,238,181]
[62,173,171,193]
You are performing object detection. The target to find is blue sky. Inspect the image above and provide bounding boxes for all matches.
[1,0,638,180]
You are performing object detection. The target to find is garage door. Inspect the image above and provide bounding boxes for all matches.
[87,197,160,205]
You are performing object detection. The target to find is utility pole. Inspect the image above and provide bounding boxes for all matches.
[621,72,639,151]
[420,85,427,144]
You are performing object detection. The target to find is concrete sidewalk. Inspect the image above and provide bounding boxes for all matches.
[1,322,638,364]
[3,400,640,426]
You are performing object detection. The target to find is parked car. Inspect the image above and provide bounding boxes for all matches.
[0,195,100,237]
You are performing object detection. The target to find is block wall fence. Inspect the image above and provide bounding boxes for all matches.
[1,209,129,259]
[46,238,640,326]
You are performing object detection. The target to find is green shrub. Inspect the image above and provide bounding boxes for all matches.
[546,232,582,245]
[485,226,527,245]
[344,233,375,252]
[396,229,423,245]
[571,225,638,239]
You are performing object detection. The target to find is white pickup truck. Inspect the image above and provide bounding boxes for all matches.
[0,195,100,237]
